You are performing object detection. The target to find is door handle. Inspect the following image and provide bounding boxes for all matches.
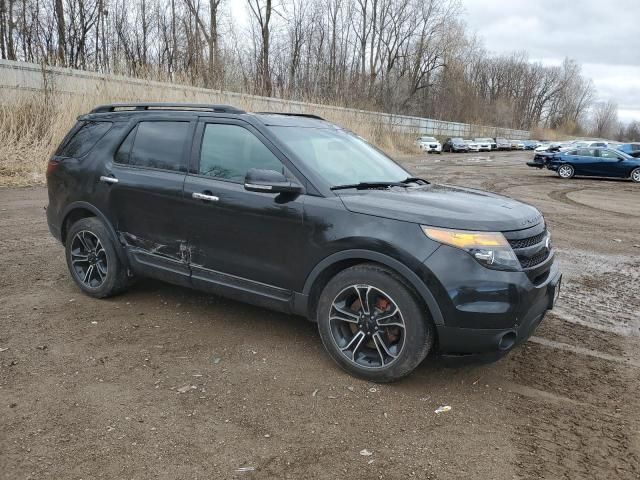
[192,192,219,202]
[99,175,119,184]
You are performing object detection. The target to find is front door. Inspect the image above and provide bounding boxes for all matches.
[594,149,628,178]
[182,119,305,303]
[100,118,194,284]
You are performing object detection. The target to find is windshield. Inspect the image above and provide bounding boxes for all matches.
[474,138,491,142]
[269,126,410,187]
[419,137,437,142]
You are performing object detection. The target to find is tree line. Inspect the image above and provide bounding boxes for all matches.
[0,0,626,137]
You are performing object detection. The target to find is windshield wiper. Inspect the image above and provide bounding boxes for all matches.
[401,177,428,185]
[330,181,409,191]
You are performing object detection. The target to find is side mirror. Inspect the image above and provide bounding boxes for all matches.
[244,168,302,194]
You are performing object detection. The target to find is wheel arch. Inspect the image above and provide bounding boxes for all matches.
[301,249,444,326]
[60,202,128,266]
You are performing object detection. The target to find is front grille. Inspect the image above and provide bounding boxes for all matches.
[519,249,550,269]
[508,231,546,249]
[504,226,551,270]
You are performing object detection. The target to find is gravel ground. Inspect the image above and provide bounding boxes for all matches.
[1,150,639,479]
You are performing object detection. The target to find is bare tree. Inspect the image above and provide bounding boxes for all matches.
[247,0,273,96]
[591,100,618,138]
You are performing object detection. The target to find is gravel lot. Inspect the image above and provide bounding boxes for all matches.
[1,150,639,479]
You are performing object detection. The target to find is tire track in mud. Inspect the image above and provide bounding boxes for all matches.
[547,187,639,217]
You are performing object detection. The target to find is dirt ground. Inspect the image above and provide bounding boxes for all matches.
[1,150,639,479]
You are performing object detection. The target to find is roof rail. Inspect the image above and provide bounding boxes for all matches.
[90,103,246,114]
[256,112,325,121]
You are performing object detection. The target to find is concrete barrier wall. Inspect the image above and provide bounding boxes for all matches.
[0,59,531,139]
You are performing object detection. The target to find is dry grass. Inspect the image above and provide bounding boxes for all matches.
[0,82,416,187]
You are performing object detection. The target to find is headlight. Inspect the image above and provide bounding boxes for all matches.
[422,226,520,271]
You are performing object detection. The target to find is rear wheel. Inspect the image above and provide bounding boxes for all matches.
[316,264,434,382]
[65,217,129,298]
[557,164,574,179]
[631,168,640,183]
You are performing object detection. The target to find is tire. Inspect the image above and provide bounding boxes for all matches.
[557,164,574,179]
[631,168,640,183]
[65,217,129,298]
[316,263,434,382]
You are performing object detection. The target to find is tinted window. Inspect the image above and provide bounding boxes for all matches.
[57,121,111,158]
[114,126,136,165]
[122,121,189,171]
[199,124,283,182]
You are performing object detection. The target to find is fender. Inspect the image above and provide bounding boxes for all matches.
[301,249,444,325]
[60,201,129,267]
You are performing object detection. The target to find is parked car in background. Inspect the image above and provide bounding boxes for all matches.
[511,140,525,150]
[495,138,511,150]
[523,140,539,150]
[464,139,480,152]
[535,143,552,152]
[544,147,640,182]
[443,137,469,152]
[617,143,640,154]
[415,136,442,154]
[473,138,494,151]
[575,140,608,149]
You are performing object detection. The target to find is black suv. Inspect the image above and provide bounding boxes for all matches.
[46,103,561,382]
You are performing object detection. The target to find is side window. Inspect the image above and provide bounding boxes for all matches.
[56,121,112,158]
[199,124,284,182]
[116,121,189,172]
[114,126,136,165]
[599,150,622,160]
[567,150,578,156]
[577,148,595,157]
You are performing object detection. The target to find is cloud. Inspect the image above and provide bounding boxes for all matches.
[461,0,640,121]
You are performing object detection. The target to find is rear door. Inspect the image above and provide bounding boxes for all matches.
[571,148,598,175]
[182,119,306,296]
[101,117,195,284]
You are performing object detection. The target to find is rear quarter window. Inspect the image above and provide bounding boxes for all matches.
[56,121,112,158]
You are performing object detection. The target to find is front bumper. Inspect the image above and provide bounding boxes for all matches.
[526,161,545,169]
[421,144,441,153]
[417,244,561,361]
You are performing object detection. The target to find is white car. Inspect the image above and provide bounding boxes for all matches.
[534,144,551,152]
[511,140,525,150]
[464,139,480,152]
[415,136,442,153]
[473,138,493,151]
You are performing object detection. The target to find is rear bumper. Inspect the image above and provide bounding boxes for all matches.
[526,161,545,169]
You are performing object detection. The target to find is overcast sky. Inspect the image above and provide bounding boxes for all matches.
[230,0,640,123]
[460,0,640,123]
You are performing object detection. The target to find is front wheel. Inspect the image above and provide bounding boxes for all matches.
[557,164,574,179]
[631,168,640,183]
[316,264,434,382]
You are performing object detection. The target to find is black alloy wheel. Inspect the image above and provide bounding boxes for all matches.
[329,284,406,369]
[70,230,108,288]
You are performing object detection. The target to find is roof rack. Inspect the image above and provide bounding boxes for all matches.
[256,112,325,121]
[90,103,246,114]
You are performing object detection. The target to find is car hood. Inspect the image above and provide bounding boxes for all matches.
[337,183,542,232]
